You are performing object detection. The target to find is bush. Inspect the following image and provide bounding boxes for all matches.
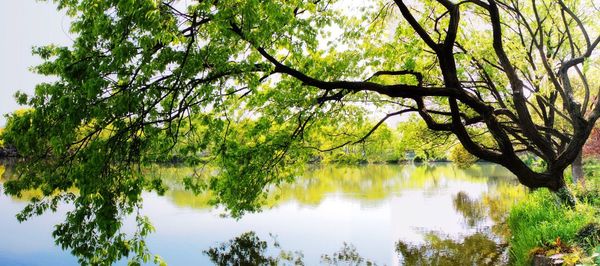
[507,189,596,266]
[449,144,478,168]
[575,223,600,252]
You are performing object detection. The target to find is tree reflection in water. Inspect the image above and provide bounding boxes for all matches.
[206,230,506,266]
[453,191,487,228]
[205,229,507,266]
[320,243,378,266]
[205,232,378,266]
[0,163,522,264]
[396,232,506,266]
[204,231,303,266]
[395,190,521,266]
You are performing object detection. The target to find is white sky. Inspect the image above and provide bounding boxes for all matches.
[0,1,72,126]
[0,0,389,128]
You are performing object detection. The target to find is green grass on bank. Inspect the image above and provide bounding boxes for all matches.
[508,190,597,265]
[507,161,600,266]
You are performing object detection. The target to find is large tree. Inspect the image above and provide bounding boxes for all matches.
[2,0,599,263]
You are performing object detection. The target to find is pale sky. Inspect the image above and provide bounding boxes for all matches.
[0,1,72,126]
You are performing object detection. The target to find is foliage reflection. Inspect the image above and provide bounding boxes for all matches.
[396,232,506,266]
[205,231,379,266]
[160,163,516,210]
[0,163,521,264]
[395,186,526,266]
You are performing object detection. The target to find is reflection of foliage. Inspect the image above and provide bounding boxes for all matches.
[1,162,518,264]
[480,184,527,238]
[271,163,513,208]
[155,163,514,210]
[206,232,379,266]
[452,183,527,239]
[54,210,164,265]
[12,189,166,265]
[452,192,486,227]
[204,232,303,266]
[320,243,378,266]
[396,232,505,266]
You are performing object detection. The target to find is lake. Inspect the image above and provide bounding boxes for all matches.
[0,163,524,265]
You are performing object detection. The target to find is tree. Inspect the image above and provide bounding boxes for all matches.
[396,116,454,161]
[449,144,479,169]
[2,0,599,263]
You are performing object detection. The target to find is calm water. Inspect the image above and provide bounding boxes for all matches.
[0,163,523,265]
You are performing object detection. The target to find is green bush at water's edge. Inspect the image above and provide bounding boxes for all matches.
[507,163,600,266]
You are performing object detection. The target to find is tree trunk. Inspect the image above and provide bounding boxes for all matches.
[571,151,584,185]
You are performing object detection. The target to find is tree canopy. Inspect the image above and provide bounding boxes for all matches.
[2,0,600,263]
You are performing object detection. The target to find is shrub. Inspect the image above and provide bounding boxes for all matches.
[449,144,478,169]
[507,189,596,266]
[575,223,600,252]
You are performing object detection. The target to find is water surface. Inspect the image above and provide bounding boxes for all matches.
[0,163,523,265]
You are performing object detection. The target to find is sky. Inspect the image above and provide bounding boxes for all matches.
[0,1,402,128]
[0,1,72,126]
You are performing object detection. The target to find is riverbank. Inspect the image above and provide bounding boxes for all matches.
[507,160,600,265]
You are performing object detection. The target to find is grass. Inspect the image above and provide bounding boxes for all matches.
[507,189,597,266]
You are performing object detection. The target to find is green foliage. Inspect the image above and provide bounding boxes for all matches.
[449,144,478,169]
[507,189,596,266]
[396,117,454,161]
[520,153,548,173]
[584,159,600,180]
[575,223,600,252]
[573,161,600,207]
[314,121,405,164]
